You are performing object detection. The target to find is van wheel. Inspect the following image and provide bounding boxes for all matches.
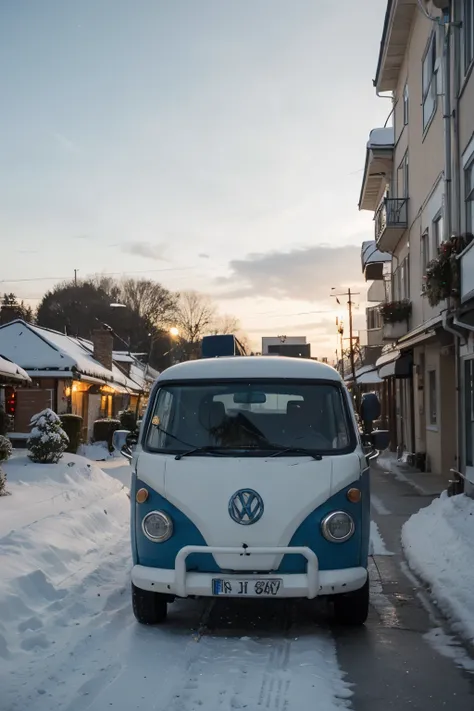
[333,577,369,626]
[132,583,168,625]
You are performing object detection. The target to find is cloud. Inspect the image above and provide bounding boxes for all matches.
[120,241,168,261]
[216,244,365,301]
[199,253,210,259]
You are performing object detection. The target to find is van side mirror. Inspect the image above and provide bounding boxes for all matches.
[126,432,138,448]
[112,429,138,462]
[121,444,133,461]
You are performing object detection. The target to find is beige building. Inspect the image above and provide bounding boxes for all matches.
[358,0,474,481]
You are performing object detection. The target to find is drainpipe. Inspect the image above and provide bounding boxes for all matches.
[442,310,465,485]
[451,2,461,235]
[442,13,452,241]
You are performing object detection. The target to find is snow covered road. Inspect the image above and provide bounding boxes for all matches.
[3,453,474,711]
[3,535,351,711]
[1,453,351,711]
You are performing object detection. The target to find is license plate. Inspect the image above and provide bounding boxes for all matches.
[212,578,282,597]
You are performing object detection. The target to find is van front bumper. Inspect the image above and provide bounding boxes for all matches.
[131,545,367,599]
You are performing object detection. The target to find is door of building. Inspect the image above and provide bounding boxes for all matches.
[464,358,474,485]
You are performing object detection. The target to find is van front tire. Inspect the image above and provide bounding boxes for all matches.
[132,583,168,625]
[333,577,369,626]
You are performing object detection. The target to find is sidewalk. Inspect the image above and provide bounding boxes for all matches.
[376,452,447,496]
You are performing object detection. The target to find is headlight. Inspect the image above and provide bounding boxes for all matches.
[321,511,355,543]
[142,511,173,542]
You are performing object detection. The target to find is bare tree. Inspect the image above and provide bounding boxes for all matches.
[91,276,178,329]
[210,314,240,335]
[176,291,217,343]
[120,278,178,328]
[236,331,251,353]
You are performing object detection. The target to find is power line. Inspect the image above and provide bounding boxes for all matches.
[0,266,195,285]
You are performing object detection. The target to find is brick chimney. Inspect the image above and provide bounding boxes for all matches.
[92,327,113,371]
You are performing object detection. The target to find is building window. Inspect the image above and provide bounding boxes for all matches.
[465,159,474,233]
[465,0,474,72]
[421,230,430,284]
[397,152,409,198]
[428,370,437,426]
[433,212,444,254]
[403,83,409,125]
[422,33,437,130]
[367,307,382,331]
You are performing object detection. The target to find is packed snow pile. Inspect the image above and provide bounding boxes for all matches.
[402,492,474,644]
[0,451,129,663]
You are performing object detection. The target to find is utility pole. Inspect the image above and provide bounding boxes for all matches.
[74,269,78,286]
[331,287,360,407]
[348,287,356,385]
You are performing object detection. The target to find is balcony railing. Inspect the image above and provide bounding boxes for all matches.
[375,198,408,248]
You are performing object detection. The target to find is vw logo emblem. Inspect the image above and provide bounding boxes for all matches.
[228,489,264,526]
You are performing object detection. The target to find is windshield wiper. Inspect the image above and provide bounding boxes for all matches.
[267,445,323,461]
[175,446,228,461]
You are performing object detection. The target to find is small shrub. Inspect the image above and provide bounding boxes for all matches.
[0,408,13,436]
[379,299,412,325]
[93,418,120,452]
[60,414,83,453]
[0,435,12,463]
[27,408,69,464]
[119,409,137,432]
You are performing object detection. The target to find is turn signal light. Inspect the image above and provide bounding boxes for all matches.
[346,488,361,503]
[136,488,149,504]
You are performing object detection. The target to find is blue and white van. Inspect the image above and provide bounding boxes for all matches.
[125,356,388,626]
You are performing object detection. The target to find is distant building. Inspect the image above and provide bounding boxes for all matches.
[261,336,310,359]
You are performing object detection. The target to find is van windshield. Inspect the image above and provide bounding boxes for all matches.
[145,380,355,457]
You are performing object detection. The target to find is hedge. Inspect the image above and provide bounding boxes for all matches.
[60,414,83,453]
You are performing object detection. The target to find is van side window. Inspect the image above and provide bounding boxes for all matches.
[147,389,174,449]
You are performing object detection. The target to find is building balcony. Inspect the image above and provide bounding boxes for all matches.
[379,299,411,342]
[367,280,386,303]
[375,198,408,253]
[367,327,384,347]
[359,128,394,213]
[383,321,409,341]
[460,239,474,305]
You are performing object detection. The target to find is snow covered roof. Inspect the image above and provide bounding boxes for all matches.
[0,354,31,383]
[367,127,394,149]
[0,321,142,393]
[77,340,159,391]
[158,356,341,383]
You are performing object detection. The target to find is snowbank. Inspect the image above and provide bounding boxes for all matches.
[0,452,130,661]
[402,492,474,644]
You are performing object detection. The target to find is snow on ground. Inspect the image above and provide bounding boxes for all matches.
[79,442,132,487]
[369,520,393,556]
[0,451,351,711]
[402,492,474,645]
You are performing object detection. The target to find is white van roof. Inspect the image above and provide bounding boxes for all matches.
[158,356,342,383]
